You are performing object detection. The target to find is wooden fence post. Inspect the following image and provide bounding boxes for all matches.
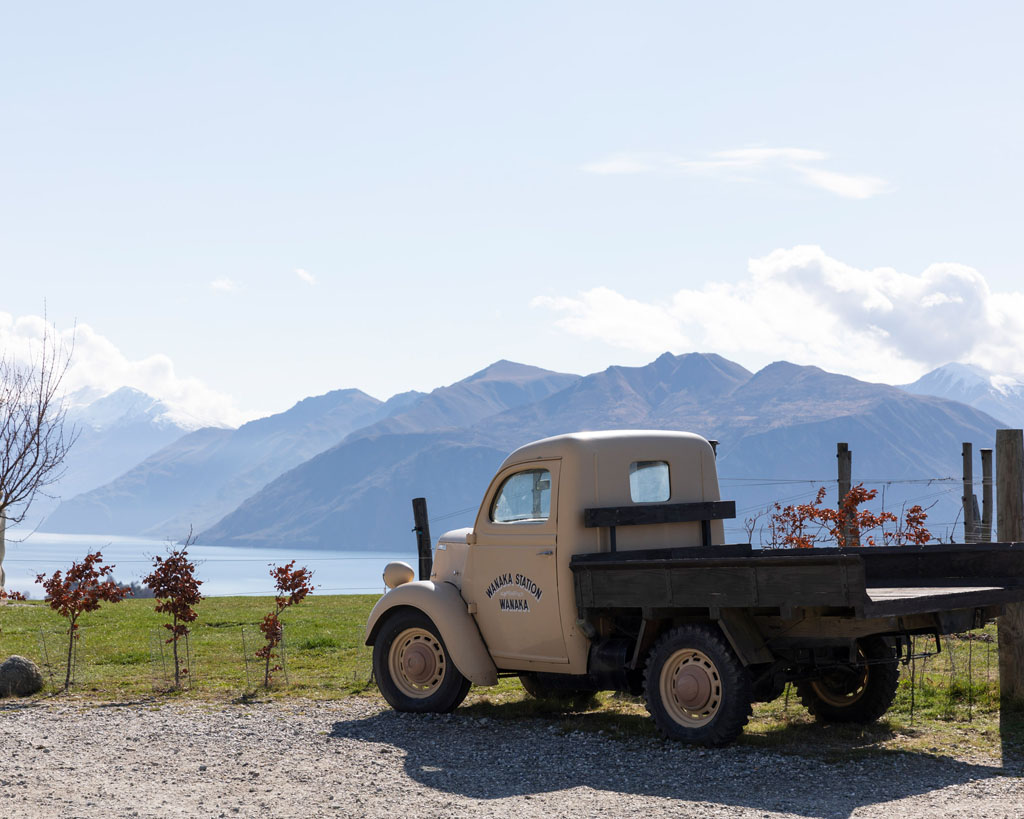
[412,498,433,582]
[837,443,857,546]
[981,448,994,542]
[996,429,1024,705]
[963,442,976,543]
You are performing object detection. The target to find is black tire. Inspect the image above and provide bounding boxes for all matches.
[796,637,899,724]
[643,624,752,746]
[373,609,472,713]
[519,672,597,704]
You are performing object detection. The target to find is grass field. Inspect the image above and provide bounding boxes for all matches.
[1,595,1021,762]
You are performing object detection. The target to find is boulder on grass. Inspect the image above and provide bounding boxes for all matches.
[0,655,44,697]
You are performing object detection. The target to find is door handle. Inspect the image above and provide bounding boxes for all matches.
[537,549,554,556]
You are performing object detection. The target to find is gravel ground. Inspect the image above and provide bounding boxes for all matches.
[1,697,1023,819]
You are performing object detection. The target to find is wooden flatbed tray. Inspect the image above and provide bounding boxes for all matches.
[571,542,1024,617]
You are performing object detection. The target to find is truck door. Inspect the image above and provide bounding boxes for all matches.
[463,459,568,665]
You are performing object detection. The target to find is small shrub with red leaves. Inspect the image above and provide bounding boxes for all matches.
[255,561,314,687]
[144,535,203,690]
[36,552,131,690]
[768,485,932,549]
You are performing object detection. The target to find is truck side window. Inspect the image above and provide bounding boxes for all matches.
[491,469,551,523]
[630,460,670,503]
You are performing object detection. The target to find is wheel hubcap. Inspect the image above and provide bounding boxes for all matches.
[402,642,437,684]
[811,665,869,707]
[388,627,446,699]
[661,649,722,727]
[674,665,713,710]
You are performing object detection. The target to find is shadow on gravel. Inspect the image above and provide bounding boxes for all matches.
[329,710,1020,819]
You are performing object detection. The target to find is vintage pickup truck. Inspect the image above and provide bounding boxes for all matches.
[365,430,1024,745]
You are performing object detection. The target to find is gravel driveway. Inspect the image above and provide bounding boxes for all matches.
[2,697,1022,818]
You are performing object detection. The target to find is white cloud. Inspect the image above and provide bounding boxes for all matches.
[295,268,316,286]
[532,288,690,352]
[582,146,890,199]
[0,313,247,428]
[210,277,239,293]
[533,246,1024,383]
[794,167,889,200]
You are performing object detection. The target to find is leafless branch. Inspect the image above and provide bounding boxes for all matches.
[0,319,78,527]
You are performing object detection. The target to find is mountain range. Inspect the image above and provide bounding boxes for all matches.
[200,354,1001,549]
[41,356,1024,549]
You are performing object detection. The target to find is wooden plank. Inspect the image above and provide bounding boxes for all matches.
[584,567,673,608]
[669,567,758,608]
[867,586,1002,600]
[583,500,736,529]
[998,429,1024,704]
[863,585,1024,618]
[571,544,753,566]
[754,562,858,607]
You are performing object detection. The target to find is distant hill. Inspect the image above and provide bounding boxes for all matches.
[44,387,406,538]
[201,353,1000,551]
[46,361,578,539]
[203,431,509,550]
[21,387,208,528]
[901,363,1024,428]
[347,360,582,439]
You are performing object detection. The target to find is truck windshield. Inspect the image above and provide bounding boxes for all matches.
[491,468,551,523]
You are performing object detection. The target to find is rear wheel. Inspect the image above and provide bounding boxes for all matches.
[796,637,899,724]
[373,609,471,713]
[644,624,752,746]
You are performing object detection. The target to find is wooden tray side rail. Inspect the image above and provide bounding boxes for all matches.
[572,551,867,612]
[842,542,1024,588]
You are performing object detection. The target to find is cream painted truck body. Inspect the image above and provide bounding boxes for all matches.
[365,429,1024,745]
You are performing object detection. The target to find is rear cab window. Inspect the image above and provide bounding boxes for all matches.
[630,460,670,503]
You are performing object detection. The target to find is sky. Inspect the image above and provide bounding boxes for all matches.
[2,2,1022,425]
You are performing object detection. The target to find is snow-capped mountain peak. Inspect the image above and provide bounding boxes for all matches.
[65,386,227,433]
[902,363,1024,427]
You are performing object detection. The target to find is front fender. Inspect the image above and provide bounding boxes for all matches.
[365,581,498,686]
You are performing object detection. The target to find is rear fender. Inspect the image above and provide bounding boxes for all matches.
[365,581,498,686]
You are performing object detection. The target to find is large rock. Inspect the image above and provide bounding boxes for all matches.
[0,655,44,697]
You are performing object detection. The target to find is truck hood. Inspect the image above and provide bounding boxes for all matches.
[439,527,472,545]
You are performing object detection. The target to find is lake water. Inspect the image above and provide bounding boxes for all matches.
[2,531,417,598]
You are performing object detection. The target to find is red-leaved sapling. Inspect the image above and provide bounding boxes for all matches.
[256,561,314,687]
[36,552,131,690]
[144,534,203,690]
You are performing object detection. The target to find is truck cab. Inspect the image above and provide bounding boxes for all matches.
[437,430,722,674]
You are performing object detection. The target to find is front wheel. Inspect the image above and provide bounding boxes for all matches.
[796,637,899,724]
[644,624,752,746]
[373,609,471,713]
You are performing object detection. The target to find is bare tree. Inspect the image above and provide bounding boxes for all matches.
[0,323,76,588]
